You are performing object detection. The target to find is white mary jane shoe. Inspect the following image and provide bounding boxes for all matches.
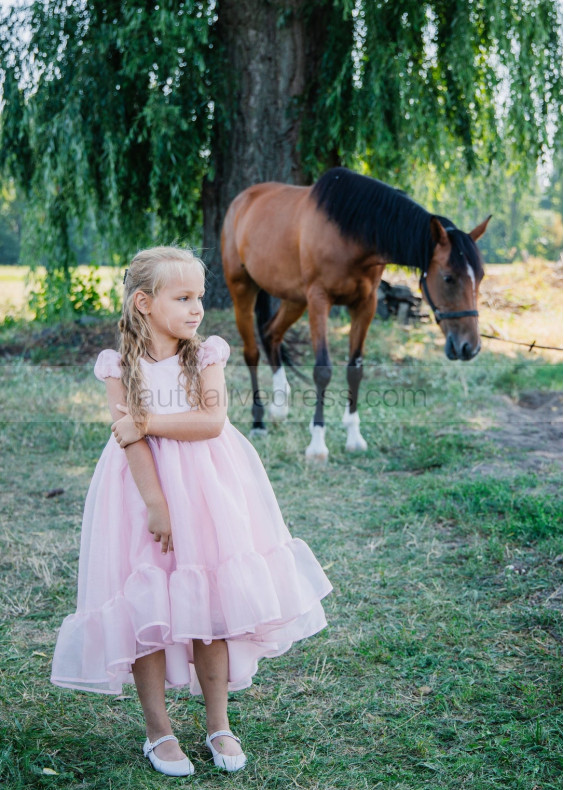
[143,734,195,777]
[205,730,247,772]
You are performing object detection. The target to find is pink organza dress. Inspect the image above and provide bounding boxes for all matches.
[51,336,332,695]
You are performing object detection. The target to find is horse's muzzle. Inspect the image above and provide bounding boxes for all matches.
[445,333,481,361]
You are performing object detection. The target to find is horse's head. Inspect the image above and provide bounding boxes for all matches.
[423,216,490,361]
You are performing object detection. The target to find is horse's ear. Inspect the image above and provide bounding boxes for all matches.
[430,217,448,246]
[468,215,492,241]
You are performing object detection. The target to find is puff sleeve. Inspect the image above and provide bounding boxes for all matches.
[198,336,230,370]
[94,349,122,381]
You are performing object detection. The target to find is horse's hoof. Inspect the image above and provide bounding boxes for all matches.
[342,407,367,452]
[345,438,368,452]
[305,450,329,465]
[269,403,289,421]
[306,424,329,463]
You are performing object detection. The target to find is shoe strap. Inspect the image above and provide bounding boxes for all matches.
[144,734,178,755]
[208,730,241,744]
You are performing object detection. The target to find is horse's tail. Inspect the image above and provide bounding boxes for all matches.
[254,290,308,380]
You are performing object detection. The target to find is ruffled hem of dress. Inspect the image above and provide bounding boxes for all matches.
[51,538,332,696]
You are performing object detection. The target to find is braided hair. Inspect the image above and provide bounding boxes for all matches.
[119,246,206,430]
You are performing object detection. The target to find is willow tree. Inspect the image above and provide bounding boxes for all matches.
[0,0,560,307]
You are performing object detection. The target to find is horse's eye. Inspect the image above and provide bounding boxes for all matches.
[443,274,454,284]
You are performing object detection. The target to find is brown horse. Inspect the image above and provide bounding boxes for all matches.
[221,167,490,461]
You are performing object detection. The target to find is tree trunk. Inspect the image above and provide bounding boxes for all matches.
[202,0,312,307]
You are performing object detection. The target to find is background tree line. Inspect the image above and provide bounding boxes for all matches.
[0,0,561,312]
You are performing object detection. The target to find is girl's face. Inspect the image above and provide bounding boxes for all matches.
[138,265,205,347]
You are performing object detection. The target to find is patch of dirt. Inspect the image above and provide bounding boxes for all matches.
[529,583,563,612]
[469,390,562,477]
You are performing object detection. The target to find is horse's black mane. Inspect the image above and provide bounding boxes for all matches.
[311,168,483,276]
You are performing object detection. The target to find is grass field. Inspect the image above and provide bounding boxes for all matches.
[0,259,561,788]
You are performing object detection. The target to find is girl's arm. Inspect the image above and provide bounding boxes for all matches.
[112,363,228,446]
[105,377,174,553]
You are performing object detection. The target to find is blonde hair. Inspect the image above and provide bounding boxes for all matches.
[118,246,206,428]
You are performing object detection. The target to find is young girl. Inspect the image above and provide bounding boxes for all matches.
[51,246,332,777]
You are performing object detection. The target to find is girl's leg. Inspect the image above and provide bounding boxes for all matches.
[193,639,243,756]
[132,650,186,761]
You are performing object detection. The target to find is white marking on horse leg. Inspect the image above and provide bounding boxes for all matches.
[269,366,291,420]
[342,405,368,452]
[466,263,476,300]
[305,420,329,463]
[250,426,268,438]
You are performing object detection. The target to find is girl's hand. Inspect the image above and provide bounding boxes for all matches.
[111,405,144,447]
[147,500,174,553]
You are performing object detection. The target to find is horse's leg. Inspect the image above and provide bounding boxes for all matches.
[262,299,306,420]
[343,291,377,451]
[229,279,266,433]
[305,289,332,462]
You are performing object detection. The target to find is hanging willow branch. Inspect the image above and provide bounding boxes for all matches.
[0,0,560,292]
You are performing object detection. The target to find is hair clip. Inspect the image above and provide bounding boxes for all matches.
[123,268,129,284]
